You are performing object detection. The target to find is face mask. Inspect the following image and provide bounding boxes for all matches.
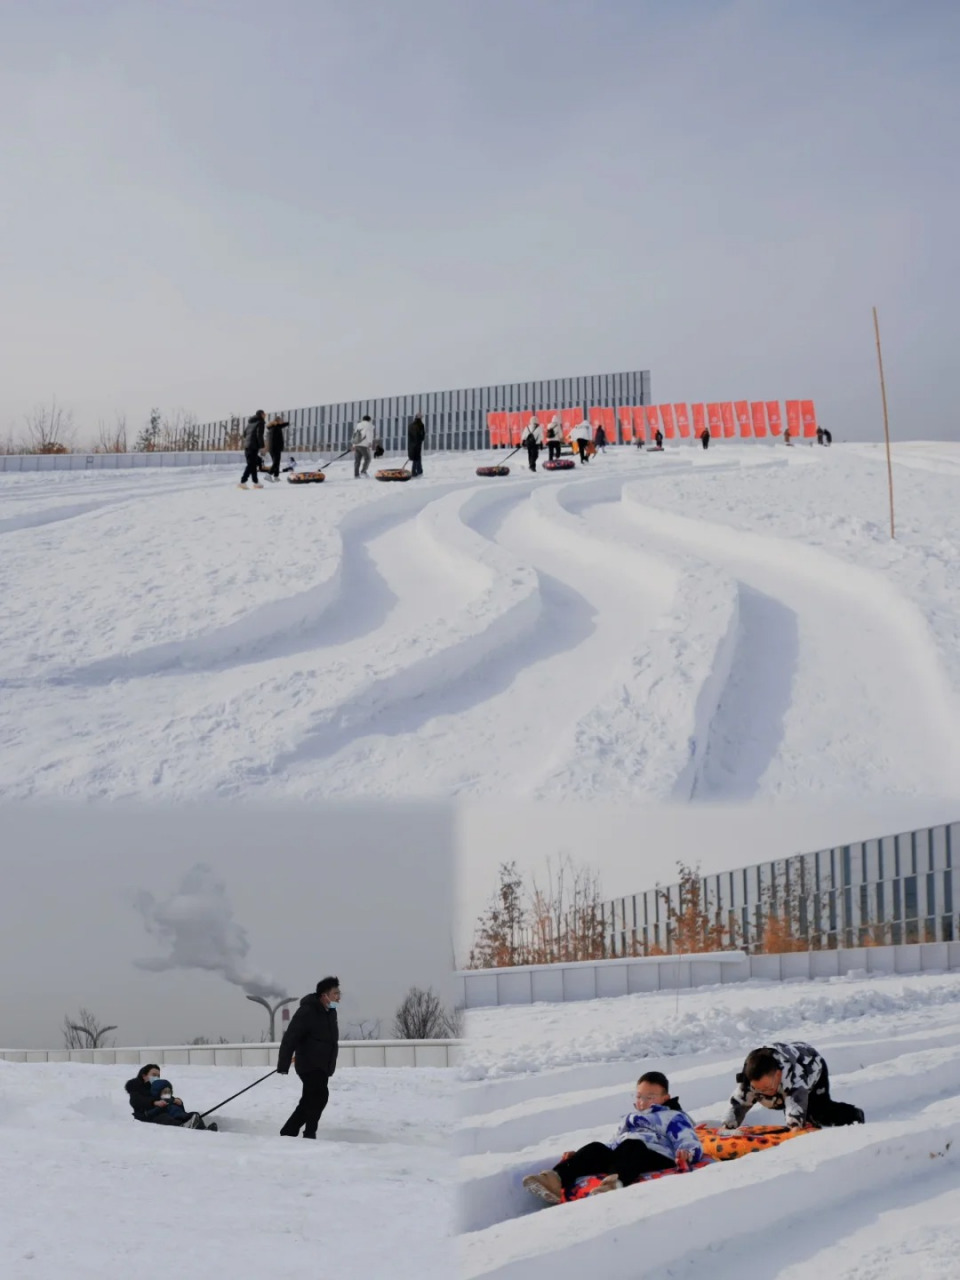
[327,1000,339,1009]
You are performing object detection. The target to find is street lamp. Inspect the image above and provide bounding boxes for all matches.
[246,994,296,1041]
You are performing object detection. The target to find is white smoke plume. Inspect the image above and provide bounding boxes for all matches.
[134,863,287,1000]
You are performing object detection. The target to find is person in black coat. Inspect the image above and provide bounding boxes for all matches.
[265,417,288,480]
[239,410,266,488]
[408,416,426,476]
[124,1063,214,1130]
[277,976,340,1138]
[701,427,711,450]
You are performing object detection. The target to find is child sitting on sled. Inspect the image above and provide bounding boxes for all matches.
[523,1071,703,1205]
[721,1042,865,1132]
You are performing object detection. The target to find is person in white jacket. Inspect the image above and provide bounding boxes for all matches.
[545,415,563,462]
[521,418,542,472]
[523,1071,702,1204]
[571,420,592,465]
[352,415,375,477]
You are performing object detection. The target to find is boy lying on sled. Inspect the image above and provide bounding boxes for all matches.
[720,1042,865,1132]
[523,1071,704,1205]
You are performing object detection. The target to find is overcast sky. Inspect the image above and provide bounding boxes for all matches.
[1,0,957,446]
[0,804,454,1049]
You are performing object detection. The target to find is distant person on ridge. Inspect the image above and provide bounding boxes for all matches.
[239,410,266,489]
[408,414,426,476]
[721,1042,864,1132]
[352,416,375,478]
[277,976,341,1138]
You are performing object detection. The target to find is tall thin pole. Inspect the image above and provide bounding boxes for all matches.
[873,306,895,539]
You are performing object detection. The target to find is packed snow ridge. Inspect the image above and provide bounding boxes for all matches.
[1,442,959,802]
[458,970,960,1280]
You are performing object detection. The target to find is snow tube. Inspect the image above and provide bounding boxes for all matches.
[646,446,664,453]
[543,459,576,471]
[561,1158,714,1203]
[695,1124,816,1161]
[287,471,325,484]
[375,468,412,482]
[476,465,510,477]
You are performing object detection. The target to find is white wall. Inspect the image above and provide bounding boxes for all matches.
[0,451,244,472]
[455,941,960,1008]
[0,1039,463,1068]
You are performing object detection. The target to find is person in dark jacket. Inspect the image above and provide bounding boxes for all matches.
[594,423,607,453]
[654,429,664,449]
[264,417,288,480]
[124,1063,216,1130]
[701,427,711,450]
[408,416,426,476]
[277,976,340,1138]
[239,410,266,488]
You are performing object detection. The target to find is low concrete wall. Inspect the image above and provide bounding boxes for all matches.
[0,1039,463,1068]
[455,941,960,1008]
[0,451,244,472]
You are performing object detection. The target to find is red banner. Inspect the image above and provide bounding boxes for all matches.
[720,403,736,438]
[692,404,706,438]
[707,403,722,437]
[800,399,817,437]
[618,405,634,443]
[506,411,524,446]
[560,407,582,441]
[646,405,662,438]
[750,402,767,438]
[734,401,751,438]
[631,406,646,441]
[785,401,801,437]
[486,412,504,446]
[766,401,782,435]
[674,404,691,438]
[659,405,677,439]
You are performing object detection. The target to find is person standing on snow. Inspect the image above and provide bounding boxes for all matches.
[239,410,266,488]
[521,418,542,472]
[545,415,563,462]
[408,414,426,476]
[277,976,341,1138]
[572,419,591,464]
[352,415,375,478]
[264,416,288,481]
[594,422,607,453]
[701,427,711,451]
[654,428,664,449]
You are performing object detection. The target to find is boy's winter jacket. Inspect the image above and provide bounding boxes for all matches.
[609,1100,703,1164]
[723,1041,826,1129]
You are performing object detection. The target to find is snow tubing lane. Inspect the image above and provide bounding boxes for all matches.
[287,471,326,484]
[695,1123,816,1161]
[543,460,576,471]
[375,469,413,482]
[476,466,510,477]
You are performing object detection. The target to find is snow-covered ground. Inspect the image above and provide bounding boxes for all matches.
[458,971,960,1279]
[0,1061,455,1279]
[2,441,959,803]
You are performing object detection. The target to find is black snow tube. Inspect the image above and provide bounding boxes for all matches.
[287,471,326,484]
[543,459,576,471]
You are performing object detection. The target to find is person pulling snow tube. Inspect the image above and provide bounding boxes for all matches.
[543,459,576,471]
[476,465,511,477]
[287,471,326,484]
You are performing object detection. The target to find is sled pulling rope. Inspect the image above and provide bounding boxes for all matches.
[286,446,353,485]
[476,443,522,478]
[199,1070,277,1120]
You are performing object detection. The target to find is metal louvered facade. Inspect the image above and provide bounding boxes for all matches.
[601,820,960,957]
[193,369,651,453]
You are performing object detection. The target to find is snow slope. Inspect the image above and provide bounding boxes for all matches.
[0,1061,454,1279]
[458,971,960,1279]
[1,442,959,803]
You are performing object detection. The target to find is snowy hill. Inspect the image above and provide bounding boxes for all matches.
[1,442,959,803]
[0,1061,454,1279]
[458,971,960,1279]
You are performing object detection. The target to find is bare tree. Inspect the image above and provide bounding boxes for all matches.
[188,1035,231,1045]
[135,408,162,453]
[392,987,460,1039]
[344,1018,382,1041]
[96,412,128,453]
[22,398,76,454]
[161,408,200,451]
[468,862,527,968]
[62,1007,117,1049]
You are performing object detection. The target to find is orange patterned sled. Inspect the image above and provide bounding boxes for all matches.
[375,468,412,482]
[695,1123,816,1161]
[287,471,325,484]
